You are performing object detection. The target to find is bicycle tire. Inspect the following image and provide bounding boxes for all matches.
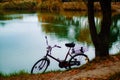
[68,53,89,69]
[31,58,50,74]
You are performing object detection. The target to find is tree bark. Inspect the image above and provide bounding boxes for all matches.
[87,0,111,57]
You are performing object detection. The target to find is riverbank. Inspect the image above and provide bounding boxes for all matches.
[0,1,120,12]
[0,53,120,80]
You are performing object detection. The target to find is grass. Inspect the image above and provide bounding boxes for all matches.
[0,69,63,77]
[0,70,28,77]
[41,69,63,75]
[45,69,62,73]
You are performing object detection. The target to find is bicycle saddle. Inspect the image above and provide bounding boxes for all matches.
[65,42,75,47]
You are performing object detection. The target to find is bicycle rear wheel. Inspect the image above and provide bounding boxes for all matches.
[31,58,50,74]
[69,54,89,69]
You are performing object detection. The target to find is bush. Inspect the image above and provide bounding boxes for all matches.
[37,0,61,11]
[1,1,37,10]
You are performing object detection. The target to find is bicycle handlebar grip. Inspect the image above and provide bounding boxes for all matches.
[57,46,61,48]
[55,45,61,48]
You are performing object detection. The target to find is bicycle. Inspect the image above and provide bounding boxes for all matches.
[31,36,89,74]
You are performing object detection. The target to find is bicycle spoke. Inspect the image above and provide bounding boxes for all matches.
[31,59,49,74]
[69,54,89,69]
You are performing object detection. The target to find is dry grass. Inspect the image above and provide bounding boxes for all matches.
[0,1,120,12]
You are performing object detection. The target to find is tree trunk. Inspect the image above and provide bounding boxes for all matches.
[87,0,111,57]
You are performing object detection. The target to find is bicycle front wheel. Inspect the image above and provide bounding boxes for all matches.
[31,58,50,74]
[69,54,89,69]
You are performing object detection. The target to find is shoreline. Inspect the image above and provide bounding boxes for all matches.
[0,53,120,79]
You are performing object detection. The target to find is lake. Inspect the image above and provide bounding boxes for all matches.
[0,11,120,74]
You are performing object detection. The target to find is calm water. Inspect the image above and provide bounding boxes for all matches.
[0,11,120,74]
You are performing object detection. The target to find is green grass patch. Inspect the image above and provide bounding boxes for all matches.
[39,69,63,75]
[0,70,28,77]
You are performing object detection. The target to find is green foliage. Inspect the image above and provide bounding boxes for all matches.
[0,72,5,77]
[9,70,28,77]
[44,69,62,74]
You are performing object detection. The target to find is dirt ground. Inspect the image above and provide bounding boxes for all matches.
[1,54,120,80]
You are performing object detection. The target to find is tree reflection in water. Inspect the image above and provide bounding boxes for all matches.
[37,11,120,53]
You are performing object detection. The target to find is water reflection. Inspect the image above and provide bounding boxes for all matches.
[38,12,94,43]
[110,14,120,54]
[0,11,120,74]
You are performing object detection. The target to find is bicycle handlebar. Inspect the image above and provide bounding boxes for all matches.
[45,36,49,46]
[45,36,61,50]
[54,45,61,48]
